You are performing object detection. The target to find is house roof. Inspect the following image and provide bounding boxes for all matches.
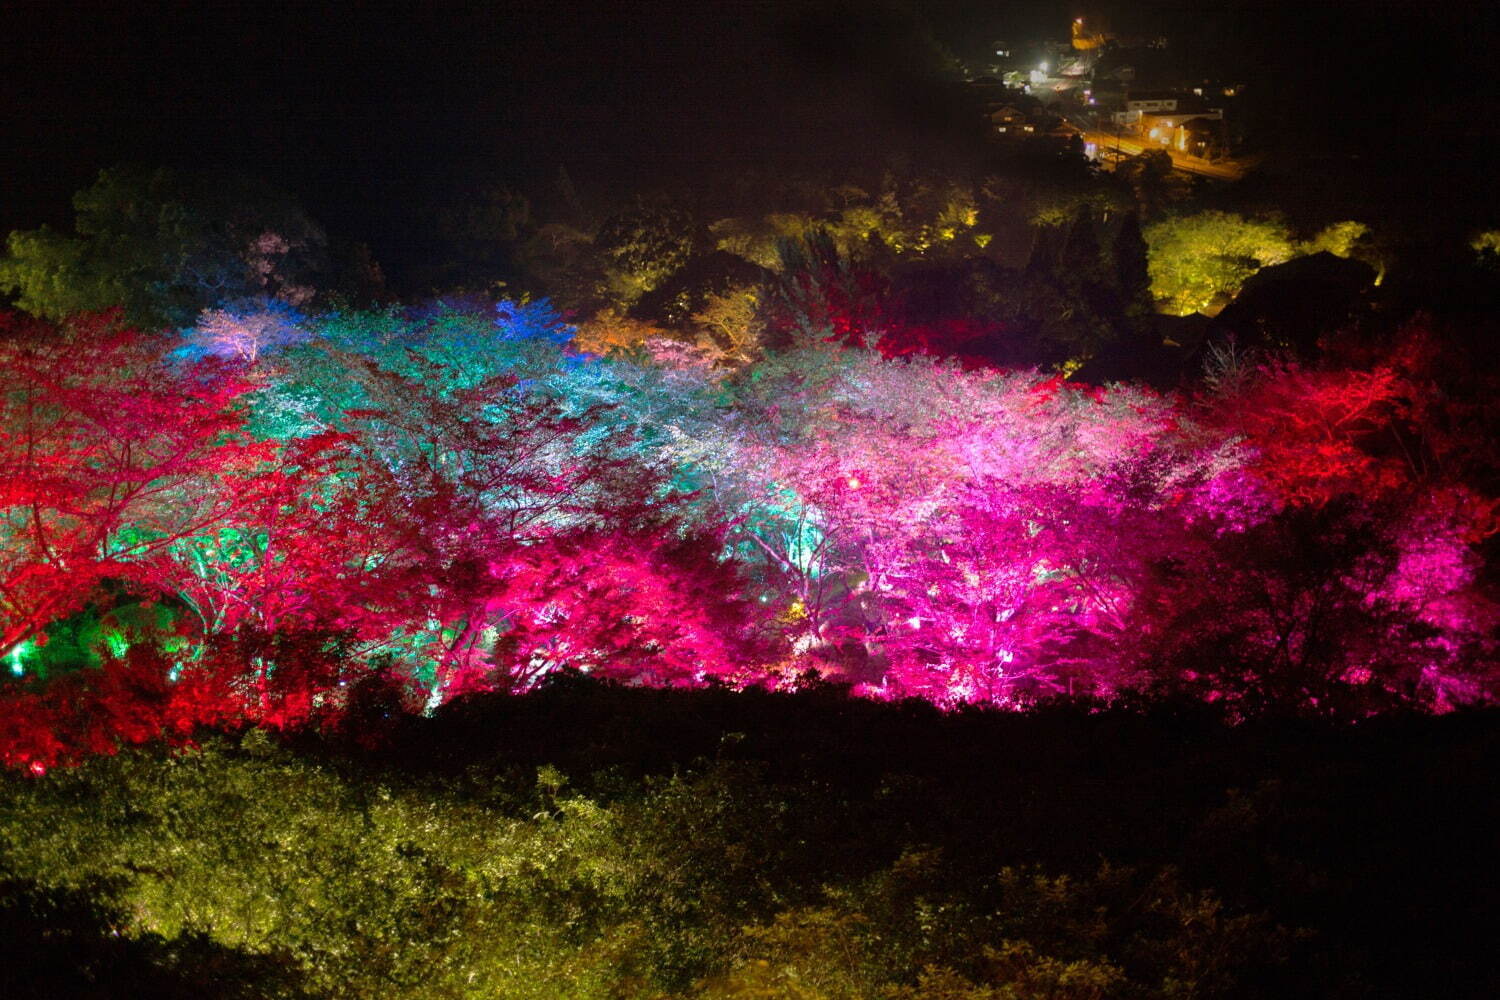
[1180,117,1222,134]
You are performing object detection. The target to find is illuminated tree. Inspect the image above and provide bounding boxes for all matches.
[247,299,588,442]
[1132,499,1487,714]
[0,167,325,327]
[468,529,763,694]
[1209,358,1411,506]
[0,639,325,771]
[316,352,759,697]
[185,301,311,365]
[1159,350,1500,710]
[692,288,763,364]
[710,213,816,269]
[0,312,273,663]
[152,431,351,645]
[1303,219,1372,259]
[1144,211,1296,315]
[760,230,889,348]
[594,199,695,305]
[573,307,667,357]
[1470,229,1500,277]
[691,343,1253,703]
[0,312,403,759]
[5,286,1492,735]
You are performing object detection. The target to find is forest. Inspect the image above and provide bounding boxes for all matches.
[4,2,1500,989]
[2,162,1497,759]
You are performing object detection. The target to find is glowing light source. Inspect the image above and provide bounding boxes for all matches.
[7,641,34,676]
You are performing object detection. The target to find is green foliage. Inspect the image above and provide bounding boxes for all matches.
[0,744,822,998]
[1301,220,1387,283]
[4,687,1497,997]
[1303,220,1369,259]
[0,225,109,317]
[1469,229,1500,270]
[703,854,1291,1000]
[1143,212,1384,317]
[9,598,178,681]
[712,213,819,270]
[0,730,1294,1000]
[595,199,696,306]
[1144,212,1297,316]
[0,744,639,997]
[0,878,315,999]
[0,167,325,327]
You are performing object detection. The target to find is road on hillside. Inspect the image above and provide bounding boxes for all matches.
[1075,126,1257,181]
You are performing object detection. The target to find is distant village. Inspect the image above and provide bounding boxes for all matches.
[958,16,1249,176]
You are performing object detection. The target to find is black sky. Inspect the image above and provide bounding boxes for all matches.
[4,0,1498,259]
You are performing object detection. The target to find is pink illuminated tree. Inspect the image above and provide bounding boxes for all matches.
[716,345,1256,703]
[187,302,311,364]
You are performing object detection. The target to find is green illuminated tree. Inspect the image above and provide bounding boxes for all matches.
[0,167,325,328]
[1471,229,1500,271]
[594,199,696,306]
[1143,211,1296,315]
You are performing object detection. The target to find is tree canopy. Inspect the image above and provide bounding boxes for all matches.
[0,167,325,327]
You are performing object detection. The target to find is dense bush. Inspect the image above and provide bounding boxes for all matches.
[3,685,1497,998]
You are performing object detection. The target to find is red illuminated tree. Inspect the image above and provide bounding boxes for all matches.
[1153,344,1500,711]
[152,428,351,644]
[0,311,276,659]
[1206,357,1411,507]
